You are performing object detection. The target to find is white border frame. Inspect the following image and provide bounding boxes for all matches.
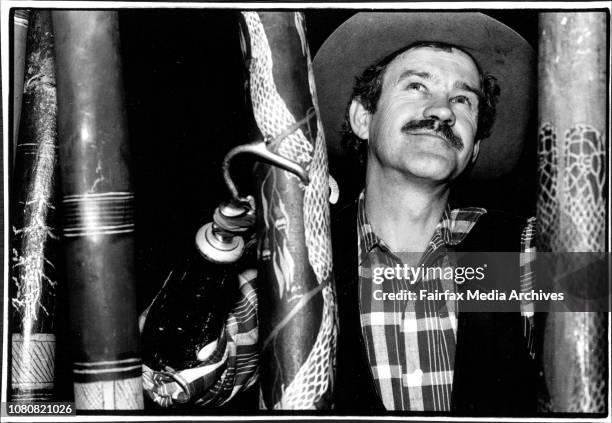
[1,2,611,422]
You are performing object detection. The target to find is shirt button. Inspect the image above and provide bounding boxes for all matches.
[405,368,424,387]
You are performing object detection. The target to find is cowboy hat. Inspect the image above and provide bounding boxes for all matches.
[312,12,535,181]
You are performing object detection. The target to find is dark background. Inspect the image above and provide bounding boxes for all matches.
[7,7,540,410]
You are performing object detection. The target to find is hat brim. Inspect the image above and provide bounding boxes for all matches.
[313,12,535,181]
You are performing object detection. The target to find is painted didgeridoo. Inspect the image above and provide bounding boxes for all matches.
[10,10,59,402]
[52,11,143,409]
[537,12,608,413]
[238,12,337,409]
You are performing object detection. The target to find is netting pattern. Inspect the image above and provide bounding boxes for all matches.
[560,124,606,252]
[242,12,313,170]
[561,125,607,412]
[568,312,608,412]
[536,123,558,251]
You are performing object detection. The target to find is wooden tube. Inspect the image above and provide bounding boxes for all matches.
[537,12,608,413]
[238,11,337,409]
[52,11,143,410]
[10,10,59,403]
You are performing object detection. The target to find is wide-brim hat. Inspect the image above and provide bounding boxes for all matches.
[313,12,535,181]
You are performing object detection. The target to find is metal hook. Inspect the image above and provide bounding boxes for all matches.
[222,123,311,203]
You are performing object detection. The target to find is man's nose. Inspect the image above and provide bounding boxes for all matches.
[423,98,456,126]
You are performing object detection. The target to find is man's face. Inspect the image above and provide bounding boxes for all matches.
[351,46,482,183]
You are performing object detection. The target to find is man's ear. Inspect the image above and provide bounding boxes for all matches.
[471,139,481,163]
[348,99,371,140]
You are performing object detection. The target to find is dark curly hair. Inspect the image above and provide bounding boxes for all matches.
[341,41,501,166]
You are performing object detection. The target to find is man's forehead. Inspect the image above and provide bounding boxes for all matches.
[386,45,481,83]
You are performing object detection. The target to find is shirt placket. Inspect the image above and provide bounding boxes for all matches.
[412,232,457,411]
[357,194,470,412]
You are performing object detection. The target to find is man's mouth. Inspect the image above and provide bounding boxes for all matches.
[401,119,464,151]
[410,131,452,145]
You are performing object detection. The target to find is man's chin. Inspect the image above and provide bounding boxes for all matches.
[398,167,454,184]
[400,156,457,182]
[410,171,453,184]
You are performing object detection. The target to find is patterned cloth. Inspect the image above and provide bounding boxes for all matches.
[142,196,536,409]
[143,269,259,407]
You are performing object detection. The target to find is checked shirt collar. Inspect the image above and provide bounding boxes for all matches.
[357,191,487,269]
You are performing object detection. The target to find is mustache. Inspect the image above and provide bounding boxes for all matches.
[401,119,464,151]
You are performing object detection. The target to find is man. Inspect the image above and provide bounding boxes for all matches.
[142,12,537,415]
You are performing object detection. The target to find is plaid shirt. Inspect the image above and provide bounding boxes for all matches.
[357,192,535,411]
[143,195,535,409]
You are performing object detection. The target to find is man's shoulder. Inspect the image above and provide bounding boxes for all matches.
[472,208,533,237]
[457,208,532,252]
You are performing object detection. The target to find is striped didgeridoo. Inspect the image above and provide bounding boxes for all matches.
[238,12,337,409]
[12,9,30,168]
[10,10,59,403]
[537,12,608,413]
[52,11,143,410]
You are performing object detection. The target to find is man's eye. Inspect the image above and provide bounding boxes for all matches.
[406,82,427,92]
[451,95,472,106]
